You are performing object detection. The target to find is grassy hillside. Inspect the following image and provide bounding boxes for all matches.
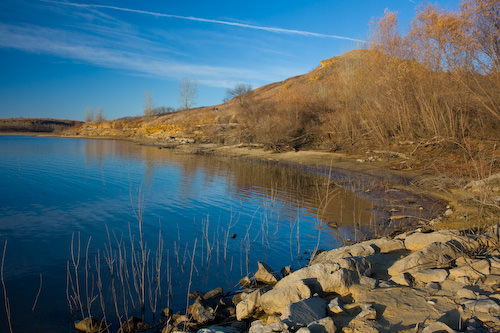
[49,1,500,178]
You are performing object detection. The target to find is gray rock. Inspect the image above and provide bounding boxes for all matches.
[260,280,312,315]
[455,288,479,299]
[461,298,500,314]
[390,272,415,286]
[482,274,500,287]
[449,259,490,281]
[276,257,370,295]
[189,298,216,324]
[388,240,465,276]
[367,238,405,253]
[360,276,378,288]
[412,269,449,283]
[347,318,381,332]
[249,320,289,333]
[306,317,336,333]
[327,297,344,315]
[348,243,376,257]
[280,297,327,328]
[404,230,460,251]
[197,326,241,333]
[236,287,270,320]
[254,261,280,284]
[422,321,456,333]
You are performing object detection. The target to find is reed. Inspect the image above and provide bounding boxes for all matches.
[1,241,12,333]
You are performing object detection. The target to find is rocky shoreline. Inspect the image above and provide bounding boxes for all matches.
[76,226,500,333]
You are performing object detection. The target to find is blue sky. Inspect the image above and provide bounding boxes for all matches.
[0,0,460,121]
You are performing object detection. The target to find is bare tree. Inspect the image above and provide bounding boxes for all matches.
[224,83,252,105]
[96,107,104,123]
[143,92,154,117]
[179,78,197,111]
[85,107,94,122]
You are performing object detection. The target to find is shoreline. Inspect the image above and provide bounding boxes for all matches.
[2,131,485,232]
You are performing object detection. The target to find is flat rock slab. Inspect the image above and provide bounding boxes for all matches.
[349,285,459,331]
[404,230,460,251]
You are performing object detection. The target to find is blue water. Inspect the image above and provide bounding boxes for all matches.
[0,135,375,331]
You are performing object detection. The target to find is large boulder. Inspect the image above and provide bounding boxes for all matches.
[404,230,479,252]
[388,240,465,276]
[278,257,370,295]
[274,264,356,295]
[260,280,312,314]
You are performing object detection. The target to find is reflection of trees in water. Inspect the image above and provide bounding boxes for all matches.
[82,139,376,231]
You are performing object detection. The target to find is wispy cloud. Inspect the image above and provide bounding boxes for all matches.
[43,0,366,43]
[0,22,283,87]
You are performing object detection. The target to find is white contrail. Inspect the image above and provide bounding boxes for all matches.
[42,0,366,43]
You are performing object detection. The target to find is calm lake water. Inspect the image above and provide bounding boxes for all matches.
[0,135,381,332]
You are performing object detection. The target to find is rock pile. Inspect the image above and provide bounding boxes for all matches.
[76,228,500,332]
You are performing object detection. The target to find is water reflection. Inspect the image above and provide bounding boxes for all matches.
[0,136,398,332]
[81,139,376,237]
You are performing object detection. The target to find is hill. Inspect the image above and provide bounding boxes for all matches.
[0,118,83,133]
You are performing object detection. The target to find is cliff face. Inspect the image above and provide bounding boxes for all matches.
[0,118,83,133]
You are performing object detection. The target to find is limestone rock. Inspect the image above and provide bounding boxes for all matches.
[280,297,327,328]
[359,276,378,288]
[306,317,336,333]
[277,257,370,295]
[449,259,490,281]
[390,272,414,286]
[74,317,106,333]
[345,318,381,333]
[412,269,449,283]
[254,261,280,284]
[388,240,464,276]
[189,298,216,324]
[367,238,405,253]
[260,279,312,314]
[236,287,270,320]
[404,230,460,251]
[249,320,289,333]
[483,274,500,287]
[422,321,456,333]
[461,298,500,314]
